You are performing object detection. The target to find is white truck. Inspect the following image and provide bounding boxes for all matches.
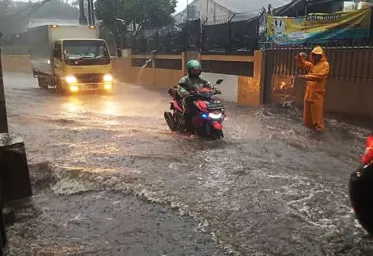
[28,25,113,94]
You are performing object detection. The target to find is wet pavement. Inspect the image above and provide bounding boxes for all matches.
[3,71,373,255]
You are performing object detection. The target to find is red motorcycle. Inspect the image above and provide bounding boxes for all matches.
[164,79,226,139]
[349,134,373,235]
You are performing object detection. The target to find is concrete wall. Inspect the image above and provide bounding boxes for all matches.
[268,73,373,118]
[5,50,373,117]
[1,50,265,107]
[294,78,373,117]
[200,51,264,106]
[2,54,184,89]
[2,55,32,74]
[265,46,373,118]
[202,73,238,102]
[114,53,185,88]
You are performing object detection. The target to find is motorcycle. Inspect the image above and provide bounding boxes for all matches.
[164,79,226,139]
[349,135,373,235]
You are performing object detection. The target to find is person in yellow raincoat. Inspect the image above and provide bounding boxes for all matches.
[296,46,330,132]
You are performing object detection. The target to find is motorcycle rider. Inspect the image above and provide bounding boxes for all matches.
[177,60,218,122]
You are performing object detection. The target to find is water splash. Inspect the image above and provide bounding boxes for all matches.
[137,58,153,84]
[141,59,152,69]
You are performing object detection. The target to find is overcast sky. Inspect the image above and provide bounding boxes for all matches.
[176,0,188,13]
[16,0,189,14]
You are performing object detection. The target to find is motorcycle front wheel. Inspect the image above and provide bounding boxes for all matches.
[195,123,224,140]
[212,129,224,139]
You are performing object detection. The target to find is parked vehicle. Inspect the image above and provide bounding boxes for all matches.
[350,134,373,235]
[28,24,113,94]
[164,79,226,139]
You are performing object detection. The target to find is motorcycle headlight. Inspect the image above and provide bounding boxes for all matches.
[209,113,223,119]
[103,74,113,82]
[65,75,77,84]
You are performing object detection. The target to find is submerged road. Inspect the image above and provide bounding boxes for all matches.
[3,72,373,255]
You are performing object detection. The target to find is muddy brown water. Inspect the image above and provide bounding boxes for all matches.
[3,72,373,255]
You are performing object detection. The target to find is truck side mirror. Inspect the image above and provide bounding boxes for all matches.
[116,48,122,58]
[53,48,59,58]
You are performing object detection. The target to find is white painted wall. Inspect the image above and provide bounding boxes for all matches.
[196,0,233,24]
[174,0,233,24]
[202,73,238,103]
[358,1,373,9]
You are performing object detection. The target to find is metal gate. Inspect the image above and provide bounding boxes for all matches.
[262,46,305,105]
[263,49,275,104]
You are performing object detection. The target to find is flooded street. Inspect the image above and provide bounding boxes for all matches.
[3,71,373,255]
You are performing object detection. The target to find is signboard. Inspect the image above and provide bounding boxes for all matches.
[358,0,373,9]
[267,9,371,45]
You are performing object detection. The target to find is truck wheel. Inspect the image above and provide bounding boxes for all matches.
[38,77,48,89]
[56,81,68,95]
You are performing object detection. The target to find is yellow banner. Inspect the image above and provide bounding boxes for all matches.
[267,9,371,45]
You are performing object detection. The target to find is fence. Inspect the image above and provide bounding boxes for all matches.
[127,14,263,55]
[129,19,201,55]
[263,41,373,118]
[202,18,259,55]
[265,41,373,81]
[1,12,263,56]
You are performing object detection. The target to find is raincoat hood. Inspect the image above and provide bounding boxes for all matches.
[311,46,327,63]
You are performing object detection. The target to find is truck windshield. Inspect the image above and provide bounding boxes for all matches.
[63,40,109,60]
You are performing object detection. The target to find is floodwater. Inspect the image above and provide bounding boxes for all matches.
[3,71,373,255]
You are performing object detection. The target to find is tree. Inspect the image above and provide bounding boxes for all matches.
[95,0,176,37]
[0,0,11,17]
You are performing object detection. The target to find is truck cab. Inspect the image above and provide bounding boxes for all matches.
[28,25,114,94]
[53,38,113,93]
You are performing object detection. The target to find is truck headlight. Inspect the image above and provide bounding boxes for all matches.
[65,75,77,84]
[69,85,79,92]
[104,83,112,90]
[103,74,113,82]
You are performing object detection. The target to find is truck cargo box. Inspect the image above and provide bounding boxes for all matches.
[28,25,97,76]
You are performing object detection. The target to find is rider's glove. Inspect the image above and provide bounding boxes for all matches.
[215,89,222,95]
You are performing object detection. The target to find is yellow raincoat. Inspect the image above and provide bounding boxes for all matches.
[296,46,330,132]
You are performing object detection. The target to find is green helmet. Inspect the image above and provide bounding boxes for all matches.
[187,60,202,71]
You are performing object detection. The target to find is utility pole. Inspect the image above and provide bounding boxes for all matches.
[0,32,8,134]
[113,0,119,53]
[86,0,95,26]
[78,0,88,25]
[90,0,95,26]
[87,0,92,25]
[186,0,189,21]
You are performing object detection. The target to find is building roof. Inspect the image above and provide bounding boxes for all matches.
[275,0,344,16]
[214,0,292,14]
